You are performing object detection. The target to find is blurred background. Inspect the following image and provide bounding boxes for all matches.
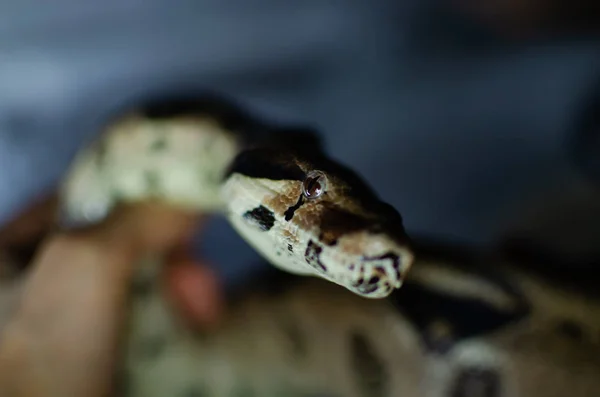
[0,0,598,288]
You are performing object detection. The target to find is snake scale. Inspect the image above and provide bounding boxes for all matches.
[0,94,599,397]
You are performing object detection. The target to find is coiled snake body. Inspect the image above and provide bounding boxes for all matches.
[120,249,600,397]
[43,95,600,396]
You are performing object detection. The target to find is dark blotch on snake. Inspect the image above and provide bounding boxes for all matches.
[450,367,501,397]
[350,332,388,397]
[305,240,326,272]
[284,195,304,221]
[243,205,275,231]
[287,244,294,253]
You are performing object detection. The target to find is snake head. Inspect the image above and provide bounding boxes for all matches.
[222,146,414,299]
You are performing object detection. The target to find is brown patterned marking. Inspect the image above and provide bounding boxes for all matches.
[262,175,386,245]
[262,182,303,216]
[267,191,324,232]
[262,179,367,236]
[281,228,300,246]
[289,204,324,232]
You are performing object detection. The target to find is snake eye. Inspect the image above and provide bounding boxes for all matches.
[302,170,327,199]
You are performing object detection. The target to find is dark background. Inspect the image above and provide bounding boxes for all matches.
[0,1,598,286]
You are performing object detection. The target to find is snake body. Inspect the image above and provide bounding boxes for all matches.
[44,95,600,397]
[119,247,600,397]
[60,95,413,298]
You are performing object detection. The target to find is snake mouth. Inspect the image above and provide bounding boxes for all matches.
[353,279,394,297]
[358,247,414,297]
[362,253,408,284]
[321,229,413,297]
[349,267,401,298]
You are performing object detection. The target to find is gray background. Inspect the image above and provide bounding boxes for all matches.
[0,1,598,285]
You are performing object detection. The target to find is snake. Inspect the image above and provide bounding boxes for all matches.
[1,94,599,397]
[58,94,414,299]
